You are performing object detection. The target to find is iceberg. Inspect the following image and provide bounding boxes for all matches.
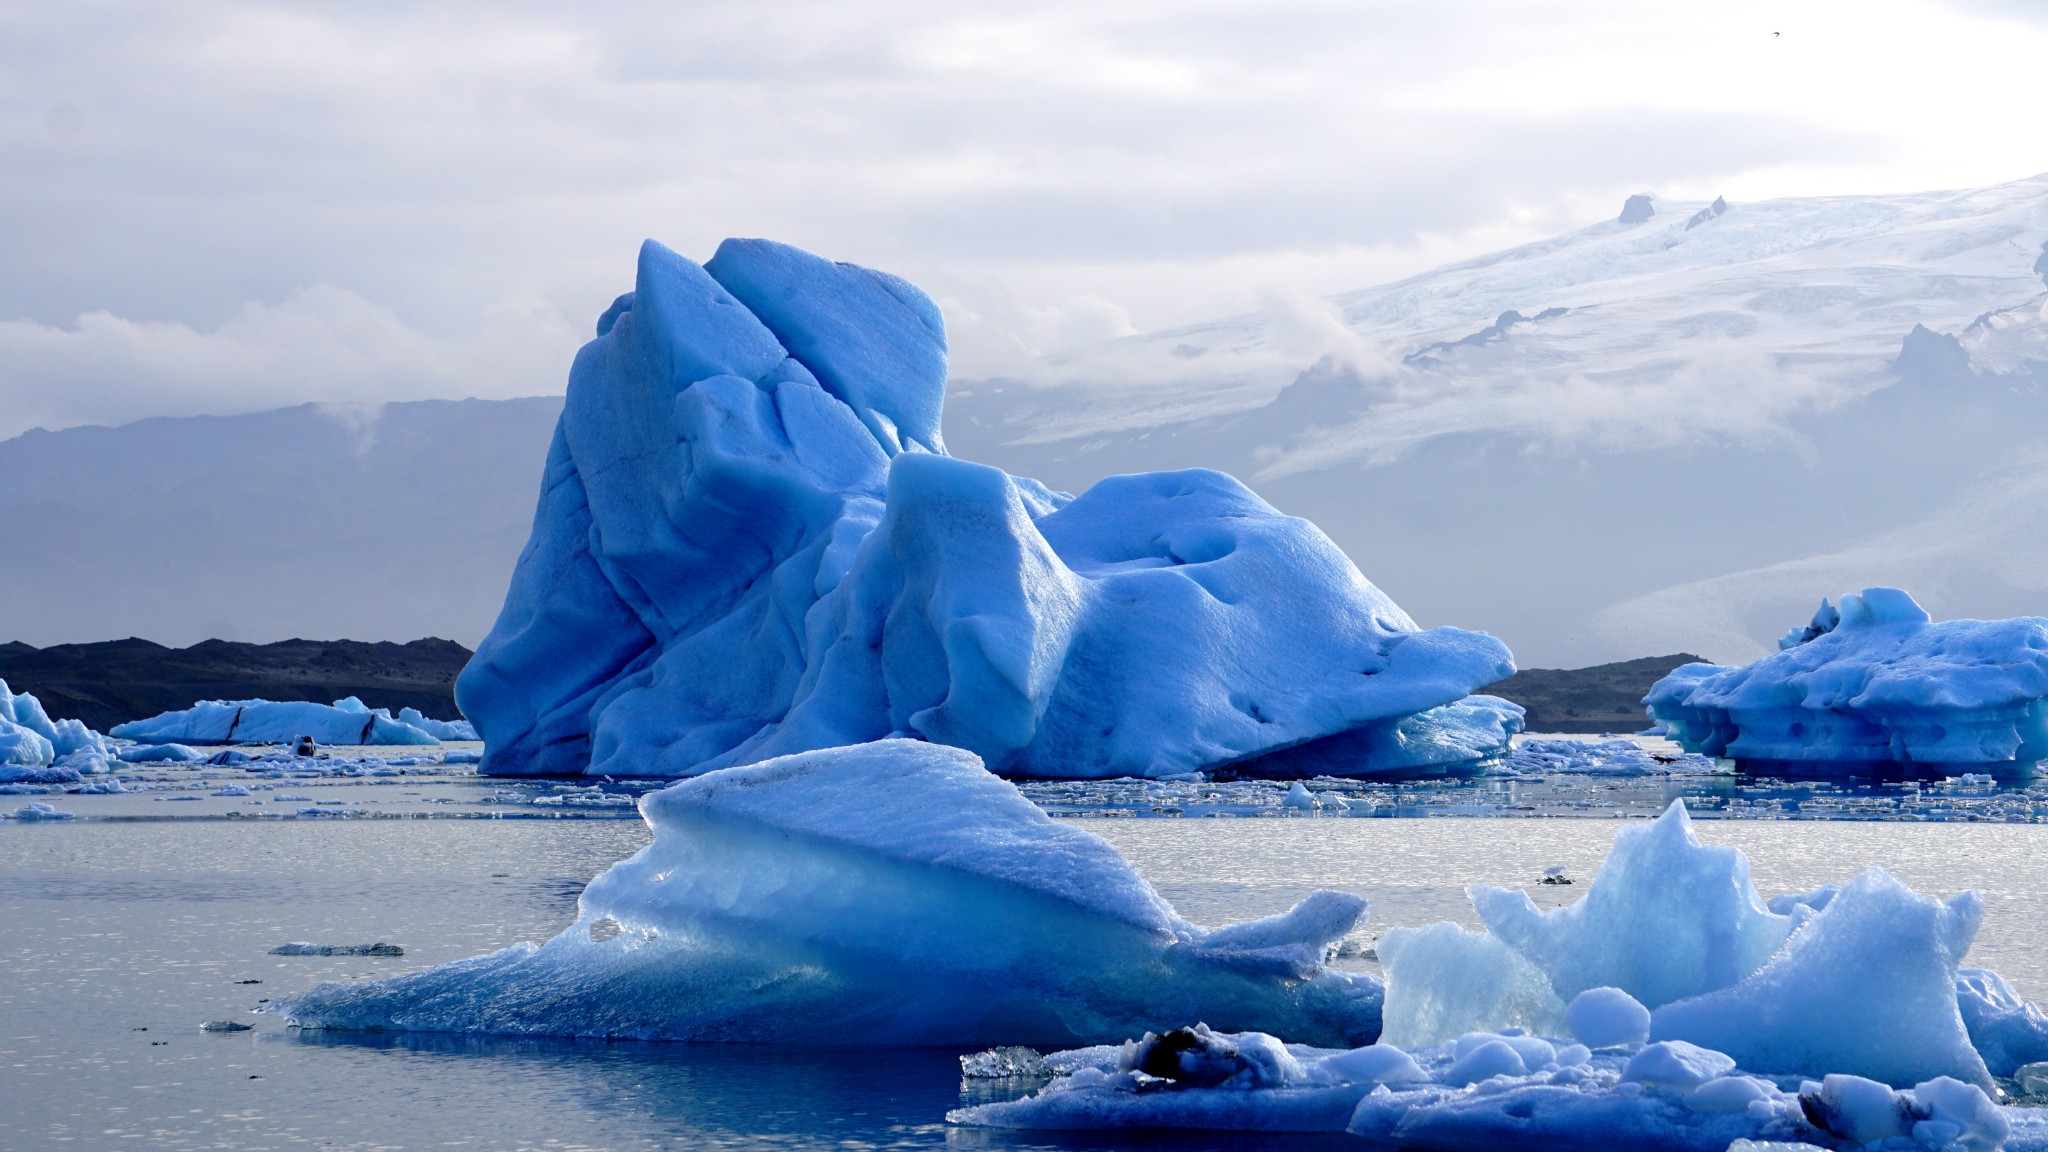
[0,678,111,770]
[953,1027,2008,1151]
[111,697,443,746]
[458,237,1517,779]
[1645,588,2048,773]
[395,707,477,741]
[1373,800,2002,1088]
[270,739,1384,1047]
[955,800,2022,1149]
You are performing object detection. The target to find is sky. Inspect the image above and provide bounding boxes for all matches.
[3,0,2046,441]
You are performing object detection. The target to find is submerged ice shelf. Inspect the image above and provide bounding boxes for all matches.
[459,237,1517,780]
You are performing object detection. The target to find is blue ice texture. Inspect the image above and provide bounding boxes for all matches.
[396,708,478,741]
[111,696,448,746]
[0,678,113,782]
[270,739,1385,1047]
[1646,588,2048,773]
[958,798,2047,1148]
[456,238,1518,780]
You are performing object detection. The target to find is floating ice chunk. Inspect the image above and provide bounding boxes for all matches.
[460,237,1517,781]
[1376,920,1566,1046]
[6,801,76,821]
[0,678,113,767]
[113,700,441,746]
[118,743,201,763]
[1954,967,2048,1077]
[1311,1043,1428,1086]
[960,1046,1050,1079]
[1621,1040,1735,1090]
[396,708,477,741]
[1503,737,1721,776]
[1177,889,1366,979]
[1798,1074,2006,1152]
[1471,800,1793,1008]
[1651,868,1990,1088]
[0,762,74,784]
[1567,986,1651,1048]
[960,1026,1825,1148]
[270,942,404,957]
[1281,781,1316,810]
[1648,588,2048,772]
[270,740,1384,1047]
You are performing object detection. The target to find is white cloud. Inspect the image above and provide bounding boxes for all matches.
[0,285,579,438]
[0,0,2043,432]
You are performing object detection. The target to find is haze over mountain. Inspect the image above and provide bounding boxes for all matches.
[3,177,2044,665]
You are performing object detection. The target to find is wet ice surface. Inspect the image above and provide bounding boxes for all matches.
[7,811,2048,1150]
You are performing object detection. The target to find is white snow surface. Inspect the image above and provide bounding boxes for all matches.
[270,739,1385,1047]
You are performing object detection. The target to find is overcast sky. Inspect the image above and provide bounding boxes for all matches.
[2,0,2045,440]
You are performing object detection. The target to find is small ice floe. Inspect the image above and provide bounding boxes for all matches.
[440,750,483,765]
[5,800,77,821]
[295,806,365,818]
[118,743,201,764]
[0,764,81,785]
[73,776,127,794]
[269,942,404,957]
[198,1020,252,1032]
[1505,738,1719,777]
[961,1046,1050,1079]
[530,789,637,809]
[1539,865,1573,886]
[212,785,251,797]
[205,749,257,765]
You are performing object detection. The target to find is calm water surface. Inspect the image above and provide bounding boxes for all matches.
[3,817,2042,1150]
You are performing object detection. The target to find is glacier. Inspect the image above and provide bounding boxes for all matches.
[111,696,445,746]
[457,237,1517,780]
[952,798,2040,1149]
[270,739,1384,1047]
[1645,588,2048,773]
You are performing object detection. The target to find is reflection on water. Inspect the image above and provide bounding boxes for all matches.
[4,815,2046,1150]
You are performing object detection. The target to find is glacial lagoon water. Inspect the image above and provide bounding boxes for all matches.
[7,790,2048,1151]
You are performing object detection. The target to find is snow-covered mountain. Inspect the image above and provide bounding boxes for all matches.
[948,174,2048,665]
[4,176,2043,664]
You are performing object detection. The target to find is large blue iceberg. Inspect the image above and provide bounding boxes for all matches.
[271,739,1384,1047]
[458,238,1517,779]
[1646,588,2048,773]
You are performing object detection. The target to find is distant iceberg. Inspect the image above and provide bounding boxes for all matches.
[0,678,112,777]
[1645,588,2048,773]
[396,707,477,741]
[271,739,1384,1046]
[111,696,443,746]
[459,238,1517,779]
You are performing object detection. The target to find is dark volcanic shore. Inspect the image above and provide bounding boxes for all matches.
[1483,653,1708,734]
[0,638,472,732]
[0,634,1700,741]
